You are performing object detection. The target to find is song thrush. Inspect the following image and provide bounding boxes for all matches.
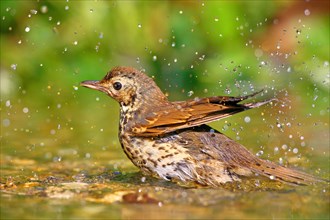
[81,66,321,186]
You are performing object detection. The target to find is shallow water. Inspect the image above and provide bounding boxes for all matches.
[1,160,329,219]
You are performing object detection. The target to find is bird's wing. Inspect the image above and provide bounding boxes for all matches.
[130,90,273,136]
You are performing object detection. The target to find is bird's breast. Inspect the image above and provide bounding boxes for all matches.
[118,132,197,182]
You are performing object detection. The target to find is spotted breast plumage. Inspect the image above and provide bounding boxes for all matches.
[81,66,322,186]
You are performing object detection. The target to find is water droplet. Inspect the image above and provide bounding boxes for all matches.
[187,91,194,97]
[141,176,146,182]
[224,87,231,94]
[5,100,11,107]
[256,150,264,156]
[50,129,56,135]
[199,55,205,61]
[179,10,183,14]
[174,58,177,63]
[23,107,29,113]
[137,24,142,28]
[304,9,310,16]
[30,9,37,15]
[244,116,251,123]
[65,5,69,10]
[25,27,30,32]
[73,86,78,91]
[152,55,157,61]
[278,157,283,165]
[40,5,48,13]
[282,144,288,150]
[171,42,176,47]
[214,18,219,22]
[73,41,78,45]
[293,148,298,154]
[10,64,17,70]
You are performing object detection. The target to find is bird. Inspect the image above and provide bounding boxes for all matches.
[81,66,322,187]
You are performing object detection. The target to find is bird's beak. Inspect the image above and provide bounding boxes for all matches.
[80,80,110,95]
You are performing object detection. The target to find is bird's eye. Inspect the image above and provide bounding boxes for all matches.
[113,82,122,90]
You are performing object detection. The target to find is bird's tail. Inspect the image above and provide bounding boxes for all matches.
[218,135,326,185]
[248,158,326,185]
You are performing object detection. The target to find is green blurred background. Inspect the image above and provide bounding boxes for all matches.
[1,0,329,166]
[1,1,329,219]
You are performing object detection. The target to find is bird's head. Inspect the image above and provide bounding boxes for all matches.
[81,66,167,108]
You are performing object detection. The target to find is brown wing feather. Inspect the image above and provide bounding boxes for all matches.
[131,90,273,136]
